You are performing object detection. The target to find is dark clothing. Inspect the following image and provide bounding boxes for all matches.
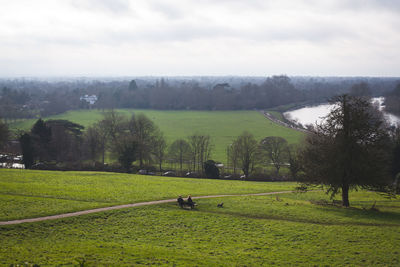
[177,197,184,207]
[187,196,195,208]
[177,196,196,209]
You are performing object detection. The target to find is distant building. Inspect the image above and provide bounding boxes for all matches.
[80,95,98,105]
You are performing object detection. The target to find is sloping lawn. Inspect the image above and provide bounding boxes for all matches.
[0,169,296,220]
[1,191,399,266]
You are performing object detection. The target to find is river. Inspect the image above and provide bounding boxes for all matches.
[284,97,400,127]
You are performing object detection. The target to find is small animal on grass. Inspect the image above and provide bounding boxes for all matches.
[217,202,224,208]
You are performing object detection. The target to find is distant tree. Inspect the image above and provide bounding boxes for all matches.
[152,131,167,171]
[46,120,84,136]
[227,141,240,174]
[19,133,34,169]
[129,80,138,91]
[96,110,128,164]
[349,82,371,98]
[385,83,400,116]
[188,134,213,174]
[233,132,258,179]
[287,144,302,180]
[0,119,9,150]
[83,125,103,163]
[31,119,51,142]
[258,136,288,175]
[30,119,52,161]
[390,83,400,97]
[129,114,158,168]
[114,135,137,172]
[95,120,111,164]
[169,139,192,172]
[258,75,301,108]
[46,120,84,162]
[300,95,392,207]
[101,110,127,143]
[204,160,220,179]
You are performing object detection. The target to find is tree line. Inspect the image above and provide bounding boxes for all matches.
[1,76,399,121]
[16,112,217,176]
[385,83,400,116]
[10,111,301,180]
[226,132,300,180]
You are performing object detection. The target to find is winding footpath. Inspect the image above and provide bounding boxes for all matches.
[0,191,294,226]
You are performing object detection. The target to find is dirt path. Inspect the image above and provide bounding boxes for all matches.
[0,191,294,226]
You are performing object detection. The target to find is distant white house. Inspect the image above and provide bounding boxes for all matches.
[80,95,98,105]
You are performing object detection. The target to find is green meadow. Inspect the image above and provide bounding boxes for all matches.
[0,169,399,266]
[9,109,304,162]
[0,169,295,221]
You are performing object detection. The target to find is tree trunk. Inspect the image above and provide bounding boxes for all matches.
[275,165,280,175]
[139,152,143,168]
[341,183,350,207]
[243,163,249,179]
[102,147,105,165]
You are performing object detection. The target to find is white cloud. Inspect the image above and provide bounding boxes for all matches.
[0,0,399,76]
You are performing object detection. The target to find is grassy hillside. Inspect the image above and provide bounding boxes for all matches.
[0,169,296,221]
[1,190,399,266]
[9,109,305,162]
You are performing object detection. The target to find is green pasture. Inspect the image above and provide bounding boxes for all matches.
[1,189,399,266]
[9,109,304,162]
[0,169,295,221]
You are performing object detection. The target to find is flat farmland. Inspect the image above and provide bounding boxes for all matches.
[10,109,304,162]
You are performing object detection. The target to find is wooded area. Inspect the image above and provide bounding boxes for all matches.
[1,76,399,121]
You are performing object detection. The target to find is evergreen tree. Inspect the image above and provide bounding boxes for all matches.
[19,133,34,169]
[300,95,392,207]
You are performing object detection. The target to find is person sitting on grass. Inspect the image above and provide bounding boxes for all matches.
[177,195,184,208]
[187,195,195,208]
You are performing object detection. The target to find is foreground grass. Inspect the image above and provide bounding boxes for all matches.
[1,191,399,266]
[0,169,296,221]
[9,109,304,162]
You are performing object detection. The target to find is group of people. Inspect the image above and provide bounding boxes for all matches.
[177,195,195,209]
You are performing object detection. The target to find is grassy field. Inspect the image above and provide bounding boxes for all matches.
[0,169,296,221]
[266,110,285,121]
[9,109,305,162]
[1,188,399,266]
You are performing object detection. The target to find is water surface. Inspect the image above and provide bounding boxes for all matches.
[284,97,400,127]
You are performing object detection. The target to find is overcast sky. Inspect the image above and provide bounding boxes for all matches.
[0,0,399,77]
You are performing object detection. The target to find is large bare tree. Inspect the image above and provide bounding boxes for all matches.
[169,138,192,172]
[100,110,127,143]
[232,131,258,179]
[258,136,288,175]
[83,125,103,163]
[188,134,213,174]
[227,141,240,174]
[152,130,167,171]
[129,114,158,168]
